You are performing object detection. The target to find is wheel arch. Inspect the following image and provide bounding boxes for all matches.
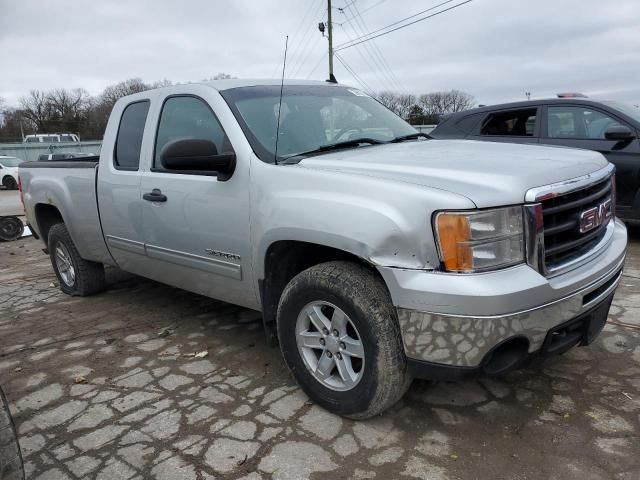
[258,239,388,344]
[34,203,65,248]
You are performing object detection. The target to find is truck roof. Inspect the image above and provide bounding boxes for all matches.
[202,78,341,91]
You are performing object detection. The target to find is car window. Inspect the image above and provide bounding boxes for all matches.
[0,157,21,167]
[43,136,58,142]
[26,137,39,143]
[480,108,537,136]
[547,106,624,139]
[154,96,230,170]
[114,100,150,170]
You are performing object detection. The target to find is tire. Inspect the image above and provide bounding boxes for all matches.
[48,223,105,296]
[277,261,410,419]
[2,176,17,190]
[0,217,24,242]
[0,386,25,480]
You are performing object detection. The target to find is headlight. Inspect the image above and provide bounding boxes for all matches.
[434,206,524,272]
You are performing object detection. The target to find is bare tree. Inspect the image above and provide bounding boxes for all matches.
[48,88,90,120]
[375,91,401,115]
[19,90,54,132]
[447,89,475,112]
[100,78,149,109]
[419,90,475,117]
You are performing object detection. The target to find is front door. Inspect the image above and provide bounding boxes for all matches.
[139,93,256,309]
[541,104,640,220]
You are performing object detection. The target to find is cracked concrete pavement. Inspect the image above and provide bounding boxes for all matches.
[1,222,639,478]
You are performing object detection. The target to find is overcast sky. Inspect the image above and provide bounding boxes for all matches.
[1,0,639,107]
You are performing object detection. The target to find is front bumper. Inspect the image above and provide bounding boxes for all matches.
[378,218,627,371]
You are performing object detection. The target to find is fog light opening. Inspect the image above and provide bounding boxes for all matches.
[482,337,529,376]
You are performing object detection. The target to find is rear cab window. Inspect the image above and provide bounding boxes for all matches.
[480,108,538,137]
[114,100,150,171]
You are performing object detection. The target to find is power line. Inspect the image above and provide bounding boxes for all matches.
[272,0,324,77]
[270,0,318,77]
[336,24,393,92]
[335,0,473,51]
[291,33,324,77]
[336,0,458,49]
[347,2,406,93]
[339,0,388,23]
[287,0,326,75]
[335,53,375,95]
[307,51,328,78]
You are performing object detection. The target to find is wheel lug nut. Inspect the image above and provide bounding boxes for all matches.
[339,342,345,349]
[319,338,325,346]
[326,351,333,358]
[332,329,339,336]
[336,352,342,360]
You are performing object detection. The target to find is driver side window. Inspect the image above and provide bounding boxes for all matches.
[154,96,230,170]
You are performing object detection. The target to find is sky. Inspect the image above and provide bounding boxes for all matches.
[1,0,639,108]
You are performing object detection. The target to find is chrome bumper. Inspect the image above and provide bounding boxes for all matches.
[380,218,627,368]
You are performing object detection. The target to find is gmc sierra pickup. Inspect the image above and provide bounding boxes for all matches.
[19,80,627,418]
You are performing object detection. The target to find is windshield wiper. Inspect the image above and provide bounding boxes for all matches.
[389,132,431,142]
[287,137,385,158]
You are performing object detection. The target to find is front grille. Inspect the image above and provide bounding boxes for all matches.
[541,176,612,269]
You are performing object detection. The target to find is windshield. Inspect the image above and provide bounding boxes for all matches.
[0,157,22,167]
[602,101,640,124]
[221,85,416,162]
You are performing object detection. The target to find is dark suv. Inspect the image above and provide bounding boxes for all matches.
[431,97,640,222]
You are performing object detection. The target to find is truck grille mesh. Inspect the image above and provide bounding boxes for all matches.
[541,177,612,269]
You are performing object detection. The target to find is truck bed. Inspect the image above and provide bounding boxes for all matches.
[19,160,113,264]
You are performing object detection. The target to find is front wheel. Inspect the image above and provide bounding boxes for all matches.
[48,223,105,296]
[277,261,410,419]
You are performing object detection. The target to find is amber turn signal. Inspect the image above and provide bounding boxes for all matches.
[436,213,473,271]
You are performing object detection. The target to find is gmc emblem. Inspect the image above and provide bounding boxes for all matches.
[579,198,613,233]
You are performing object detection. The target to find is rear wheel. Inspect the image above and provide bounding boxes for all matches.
[277,261,410,419]
[48,223,105,296]
[2,176,17,190]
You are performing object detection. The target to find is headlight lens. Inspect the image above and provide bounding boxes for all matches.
[435,206,524,272]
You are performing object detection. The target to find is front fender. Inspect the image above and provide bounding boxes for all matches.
[251,159,476,280]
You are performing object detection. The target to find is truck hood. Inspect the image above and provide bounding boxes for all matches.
[298,140,609,207]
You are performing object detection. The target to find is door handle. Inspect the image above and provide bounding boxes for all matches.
[143,188,167,202]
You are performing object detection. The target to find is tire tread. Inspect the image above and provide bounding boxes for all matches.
[48,223,105,296]
[278,260,410,419]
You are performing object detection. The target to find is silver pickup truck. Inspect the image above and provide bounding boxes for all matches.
[19,80,627,418]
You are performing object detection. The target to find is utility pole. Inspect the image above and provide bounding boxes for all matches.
[327,0,336,83]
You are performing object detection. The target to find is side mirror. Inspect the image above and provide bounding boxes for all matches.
[604,125,635,141]
[160,138,236,181]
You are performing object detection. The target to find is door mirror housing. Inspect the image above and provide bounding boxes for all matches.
[160,138,236,181]
[604,125,635,142]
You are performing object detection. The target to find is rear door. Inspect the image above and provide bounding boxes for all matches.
[471,107,541,144]
[97,98,151,273]
[540,104,640,217]
[139,88,256,308]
